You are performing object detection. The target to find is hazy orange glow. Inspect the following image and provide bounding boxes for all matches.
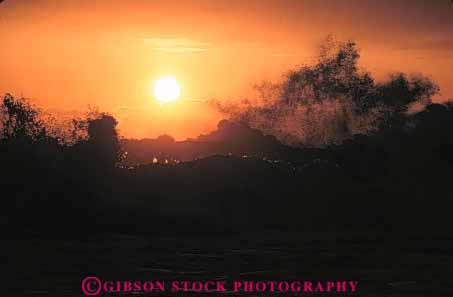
[0,0,452,139]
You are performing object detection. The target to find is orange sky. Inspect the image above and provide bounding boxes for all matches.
[0,0,452,139]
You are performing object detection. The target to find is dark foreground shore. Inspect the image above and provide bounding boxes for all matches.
[4,231,453,297]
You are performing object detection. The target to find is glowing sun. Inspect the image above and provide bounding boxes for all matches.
[153,76,181,103]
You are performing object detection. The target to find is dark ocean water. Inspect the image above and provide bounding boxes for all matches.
[5,231,453,296]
